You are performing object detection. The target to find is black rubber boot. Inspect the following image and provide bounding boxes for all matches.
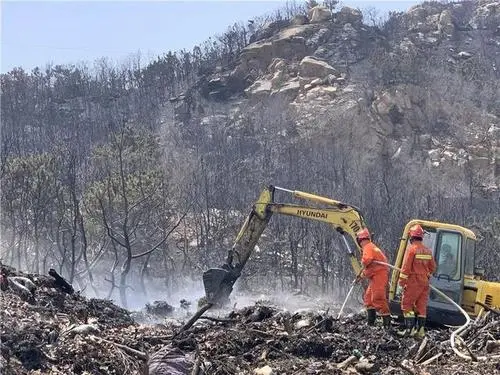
[382,315,392,330]
[367,308,376,326]
[415,316,426,338]
[397,317,415,337]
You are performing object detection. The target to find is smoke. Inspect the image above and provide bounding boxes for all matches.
[208,281,364,316]
[126,278,206,312]
[0,240,363,318]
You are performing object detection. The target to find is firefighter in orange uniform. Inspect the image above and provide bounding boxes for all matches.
[398,224,436,338]
[356,228,391,329]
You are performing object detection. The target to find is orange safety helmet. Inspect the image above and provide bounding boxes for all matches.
[356,228,371,243]
[409,224,424,239]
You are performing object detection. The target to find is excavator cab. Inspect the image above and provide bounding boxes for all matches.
[389,220,478,326]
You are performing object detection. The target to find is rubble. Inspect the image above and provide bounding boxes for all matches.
[1,265,499,374]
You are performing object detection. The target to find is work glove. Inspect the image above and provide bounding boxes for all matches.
[355,267,366,283]
[395,287,402,298]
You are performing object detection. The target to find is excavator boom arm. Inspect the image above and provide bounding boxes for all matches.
[202,185,367,305]
[268,203,365,275]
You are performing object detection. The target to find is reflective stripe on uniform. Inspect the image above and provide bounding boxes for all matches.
[404,311,415,318]
[400,273,408,279]
[415,254,433,260]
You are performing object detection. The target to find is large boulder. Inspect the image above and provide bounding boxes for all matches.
[308,6,332,24]
[406,5,427,23]
[372,90,412,116]
[438,9,455,35]
[249,19,290,43]
[239,25,316,73]
[335,6,363,26]
[270,79,300,100]
[268,58,289,89]
[299,56,336,78]
[306,28,331,49]
[245,79,272,98]
[198,72,250,101]
[405,3,444,33]
[268,58,288,74]
[270,69,287,90]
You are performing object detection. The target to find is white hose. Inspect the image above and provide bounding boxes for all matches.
[337,280,358,319]
[373,260,500,361]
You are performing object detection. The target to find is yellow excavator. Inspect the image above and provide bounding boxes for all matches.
[202,185,500,326]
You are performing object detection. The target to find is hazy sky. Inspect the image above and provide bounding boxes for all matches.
[1,1,419,73]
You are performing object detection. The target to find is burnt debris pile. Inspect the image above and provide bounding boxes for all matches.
[1,264,499,375]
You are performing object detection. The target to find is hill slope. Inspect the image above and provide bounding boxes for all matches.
[170,1,499,197]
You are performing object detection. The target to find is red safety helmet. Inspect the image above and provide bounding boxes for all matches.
[356,228,371,243]
[409,224,424,239]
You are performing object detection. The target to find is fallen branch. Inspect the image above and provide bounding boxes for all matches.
[420,352,443,366]
[174,303,213,337]
[190,352,201,375]
[337,355,358,369]
[48,269,74,294]
[397,360,415,375]
[7,277,36,303]
[228,327,275,337]
[414,336,428,362]
[142,335,173,341]
[457,336,478,361]
[306,308,331,333]
[199,316,237,323]
[90,335,148,361]
[10,276,36,293]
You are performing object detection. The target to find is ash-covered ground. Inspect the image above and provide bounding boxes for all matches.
[1,265,499,375]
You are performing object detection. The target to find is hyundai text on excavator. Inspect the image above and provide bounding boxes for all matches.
[202,185,500,326]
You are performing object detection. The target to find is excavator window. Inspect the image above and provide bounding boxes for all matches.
[421,230,436,252]
[464,238,475,276]
[429,230,464,306]
[436,232,462,281]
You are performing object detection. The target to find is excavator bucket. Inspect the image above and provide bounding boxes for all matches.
[202,267,231,304]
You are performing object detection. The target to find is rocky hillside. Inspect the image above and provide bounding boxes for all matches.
[170,1,499,196]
